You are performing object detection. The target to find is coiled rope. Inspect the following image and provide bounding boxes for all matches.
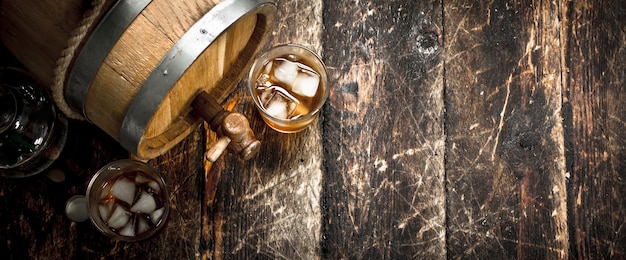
[51,0,107,120]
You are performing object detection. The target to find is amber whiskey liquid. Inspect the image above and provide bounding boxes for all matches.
[249,45,328,133]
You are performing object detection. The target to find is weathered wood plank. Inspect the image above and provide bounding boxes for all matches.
[203,0,324,258]
[444,0,567,258]
[565,1,626,258]
[321,0,446,258]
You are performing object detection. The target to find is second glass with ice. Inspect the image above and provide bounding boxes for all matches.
[248,44,328,133]
[85,159,169,241]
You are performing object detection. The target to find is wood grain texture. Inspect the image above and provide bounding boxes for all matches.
[0,0,90,87]
[321,0,446,258]
[564,0,626,258]
[444,0,567,258]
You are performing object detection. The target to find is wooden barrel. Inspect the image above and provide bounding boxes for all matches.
[0,0,277,159]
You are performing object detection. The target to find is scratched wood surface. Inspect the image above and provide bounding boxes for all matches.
[320,0,446,258]
[1,0,626,259]
[565,1,626,258]
[444,0,568,258]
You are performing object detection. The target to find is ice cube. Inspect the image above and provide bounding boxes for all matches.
[256,73,272,88]
[98,202,114,221]
[110,177,136,205]
[288,101,297,116]
[134,172,151,183]
[258,87,272,105]
[273,59,298,87]
[137,217,150,235]
[263,60,273,74]
[264,93,291,119]
[99,184,112,200]
[107,206,130,229]
[130,192,157,213]
[292,70,320,97]
[119,220,136,237]
[147,181,160,193]
[150,207,165,225]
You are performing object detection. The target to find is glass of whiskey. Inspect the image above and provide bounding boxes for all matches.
[85,159,169,241]
[248,44,328,133]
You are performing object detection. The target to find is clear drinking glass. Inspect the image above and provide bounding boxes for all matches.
[248,44,328,133]
[0,67,68,178]
[82,159,170,242]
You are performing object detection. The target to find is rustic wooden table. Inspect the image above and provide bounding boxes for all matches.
[1,0,625,259]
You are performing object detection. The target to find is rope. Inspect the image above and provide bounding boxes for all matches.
[51,0,107,120]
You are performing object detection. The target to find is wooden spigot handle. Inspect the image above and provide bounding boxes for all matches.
[192,91,261,162]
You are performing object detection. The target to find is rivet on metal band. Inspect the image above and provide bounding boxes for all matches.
[119,0,276,154]
[65,0,152,116]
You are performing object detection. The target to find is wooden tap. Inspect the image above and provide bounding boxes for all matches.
[192,91,261,162]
